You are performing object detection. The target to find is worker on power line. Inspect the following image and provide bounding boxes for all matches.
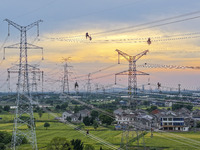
[86,32,89,39]
[89,35,92,41]
[157,82,161,93]
[86,129,89,135]
[147,38,151,45]
[75,81,79,89]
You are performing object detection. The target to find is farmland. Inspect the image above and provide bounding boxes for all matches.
[1,113,200,150]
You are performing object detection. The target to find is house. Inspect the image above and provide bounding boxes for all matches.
[159,110,190,131]
[192,109,200,121]
[165,100,173,107]
[62,111,73,120]
[70,114,80,122]
[62,109,90,122]
[115,113,135,124]
[76,109,90,118]
[119,100,127,105]
[114,108,124,115]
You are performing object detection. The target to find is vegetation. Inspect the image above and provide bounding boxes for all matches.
[83,116,94,126]
[146,105,158,112]
[172,103,193,111]
[93,121,98,130]
[84,144,95,150]
[197,121,200,128]
[3,105,10,112]
[38,110,43,118]
[0,131,12,149]
[46,137,73,150]
[91,110,99,119]
[44,122,50,130]
[66,116,72,122]
[71,139,84,150]
[99,114,114,125]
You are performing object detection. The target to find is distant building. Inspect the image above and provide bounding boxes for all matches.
[62,109,90,122]
[165,101,173,107]
[159,111,190,131]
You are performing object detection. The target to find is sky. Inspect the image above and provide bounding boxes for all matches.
[0,0,200,92]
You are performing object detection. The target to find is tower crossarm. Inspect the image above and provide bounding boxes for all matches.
[116,49,130,63]
[27,43,43,49]
[134,50,149,62]
[4,19,21,31]
[26,20,43,31]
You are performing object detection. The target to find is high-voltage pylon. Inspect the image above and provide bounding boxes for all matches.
[62,57,72,94]
[7,65,43,94]
[87,73,92,94]
[115,49,149,100]
[4,19,43,150]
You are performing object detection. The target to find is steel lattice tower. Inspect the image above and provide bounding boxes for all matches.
[115,49,149,100]
[62,57,71,94]
[87,73,91,94]
[4,19,43,150]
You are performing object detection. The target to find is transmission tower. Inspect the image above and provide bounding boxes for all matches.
[4,19,43,150]
[87,73,92,94]
[115,49,149,101]
[7,65,43,95]
[178,83,181,96]
[62,57,72,94]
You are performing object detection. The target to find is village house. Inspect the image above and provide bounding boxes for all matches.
[62,109,90,122]
[158,110,190,131]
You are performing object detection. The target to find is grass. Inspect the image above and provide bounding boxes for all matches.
[1,113,200,150]
[0,121,122,150]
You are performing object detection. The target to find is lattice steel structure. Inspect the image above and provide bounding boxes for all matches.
[87,73,91,94]
[4,19,43,150]
[115,49,149,99]
[62,57,72,94]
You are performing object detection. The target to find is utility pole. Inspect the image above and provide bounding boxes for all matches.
[115,49,149,105]
[62,57,71,94]
[4,19,43,150]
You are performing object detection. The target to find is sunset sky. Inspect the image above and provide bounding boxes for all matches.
[0,0,200,92]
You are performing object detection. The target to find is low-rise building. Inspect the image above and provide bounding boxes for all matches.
[159,111,190,131]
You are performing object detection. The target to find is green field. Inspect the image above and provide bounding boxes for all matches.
[1,113,200,150]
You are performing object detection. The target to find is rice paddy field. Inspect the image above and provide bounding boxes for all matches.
[1,113,200,150]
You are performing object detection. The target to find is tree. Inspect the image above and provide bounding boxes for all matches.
[91,110,99,119]
[83,116,94,126]
[74,105,79,113]
[84,144,95,150]
[93,121,98,130]
[44,122,50,130]
[3,105,10,112]
[61,102,68,110]
[71,139,84,150]
[146,105,158,112]
[0,105,3,113]
[0,131,12,145]
[143,101,150,106]
[172,103,193,111]
[38,110,43,118]
[46,137,73,150]
[0,143,5,150]
[78,114,82,121]
[100,146,103,150]
[66,116,72,122]
[99,114,114,125]
[83,116,91,126]
[197,121,200,128]
[55,105,61,110]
